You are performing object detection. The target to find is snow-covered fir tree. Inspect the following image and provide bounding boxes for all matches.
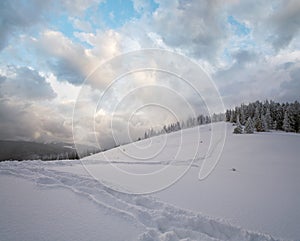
[244,117,254,134]
[273,120,277,130]
[261,114,268,132]
[240,105,246,125]
[225,100,300,133]
[265,108,273,130]
[233,115,243,134]
[283,111,292,132]
[230,111,234,123]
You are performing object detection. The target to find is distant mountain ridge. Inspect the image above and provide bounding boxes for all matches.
[0,140,97,161]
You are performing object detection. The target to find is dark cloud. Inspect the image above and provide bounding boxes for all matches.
[279,61,295,70]
[268,0,300,51]
[214,50,259,88]
[279,66,300,101]
[0,98,73,142]
[152,0,227,61]
[0,75,6,86]
[227,0,300,51]
[0,99,40,141]
[0,65,68,141]
[31,30,99,85]
[215,53,300,108]
[47,58,85,85]
[232,50,257,66]
[0,66,56,100]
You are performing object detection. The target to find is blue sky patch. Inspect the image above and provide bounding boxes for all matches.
[227,15,250,37]
[97,0,139,29]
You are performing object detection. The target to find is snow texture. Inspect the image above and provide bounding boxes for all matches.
[1,123,299,241]
[0,160,282,241]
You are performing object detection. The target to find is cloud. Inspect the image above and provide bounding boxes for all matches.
[267,0,300,50]
[0,0,300,146]
[31,30,100,85]
[0,66,56,100]
[227,0,300,51]
[0,0,102,52]
[279,64,300,101]
[214,49,300,107]
[31,28,150,88]
[0,97,72,142]
[151,0,227,61]
[0,0,50,51]
[231,50,257,66]
[0,99,40,141]
[61,0,101,16]
[0,65,75,143]
[0,92,75,142]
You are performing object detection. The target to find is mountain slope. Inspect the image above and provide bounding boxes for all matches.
[1,122,299,240]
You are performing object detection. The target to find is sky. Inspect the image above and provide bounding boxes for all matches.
[0,0,299,147]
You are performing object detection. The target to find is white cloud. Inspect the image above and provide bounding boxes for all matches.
[1,0,300,145]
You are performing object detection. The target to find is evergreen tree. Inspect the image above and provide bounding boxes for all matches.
[255,116,263,132]
[240,105,246,125]
[225,100,300,133]
[283,111,292,132]
[244,117,254,134]
[254,106,262,131]
[273,120,278,130]
[261,114,268,132]
[265,108,273,129]
[226,110,231,122]
[276,104,284,130]
[293,101,300,132]
[230,111,234,123]
[233,115,243,134]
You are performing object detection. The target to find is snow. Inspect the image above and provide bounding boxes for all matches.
[0,175,142,241]
[155,128,300,240]
[1,122,299,241]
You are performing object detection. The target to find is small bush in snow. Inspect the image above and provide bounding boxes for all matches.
[233,125,243,134]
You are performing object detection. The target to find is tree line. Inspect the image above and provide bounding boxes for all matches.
[226,100,300,134]
[142,113,225,139]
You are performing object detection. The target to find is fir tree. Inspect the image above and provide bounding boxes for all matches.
[233,115,243,134]
[255,116,263,132]
[225,100,300,133]
[283,111,292,132]
[273,120,278,130]
[254,106,262,131]
[244,117,254,134]
[240,106,246,125]
[265,108,273,129]
[230,111,234,123]
[261,114,268,132]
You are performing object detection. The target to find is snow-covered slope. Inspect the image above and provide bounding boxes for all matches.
[1,122,299,241]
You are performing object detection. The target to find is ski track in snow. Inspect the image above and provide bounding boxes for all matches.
[0,160,284,241]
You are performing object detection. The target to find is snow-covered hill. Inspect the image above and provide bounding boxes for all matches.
[1,122,299,241]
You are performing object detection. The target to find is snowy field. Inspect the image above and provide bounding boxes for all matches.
[0,122,299,241]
